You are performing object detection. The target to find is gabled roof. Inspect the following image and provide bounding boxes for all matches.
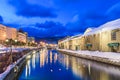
[84,19,120,36]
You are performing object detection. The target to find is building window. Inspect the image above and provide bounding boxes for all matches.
[86,37,90,43]
[111,31,116,40]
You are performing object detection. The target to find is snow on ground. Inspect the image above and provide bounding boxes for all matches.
[0,64,15,80]
[0,51,32,80]
[0,47,36,54]
[59,49,120,62]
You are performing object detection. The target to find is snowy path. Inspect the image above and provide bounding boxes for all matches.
[0,47,36,54]
[58,49,120,62]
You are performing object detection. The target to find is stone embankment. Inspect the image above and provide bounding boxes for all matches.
[58,49,120,66]
[3,49,38,80]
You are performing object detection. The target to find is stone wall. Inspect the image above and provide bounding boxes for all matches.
[3,51,33,80]
[58,50,120,66]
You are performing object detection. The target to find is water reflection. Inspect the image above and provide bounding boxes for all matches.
[60,53,120,80]
[54,53,57,63]
[25,60,31,77]
[19,49,120,80]
[40,49,47,67]
[50,51,52,64]
[32,53,36,69]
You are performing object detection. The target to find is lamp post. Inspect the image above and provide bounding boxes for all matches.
[5,39,18,64]
[5,39,12,64]
[14,39,18,49]
[15,39,18,43]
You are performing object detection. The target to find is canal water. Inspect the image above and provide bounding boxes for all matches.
[18,49,120,80]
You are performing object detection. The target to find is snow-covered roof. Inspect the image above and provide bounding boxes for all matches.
[84,19,120,36]
[84,28,94,34]
[70,34,82,39]
[59,19,120,43]
[59,34,82,43]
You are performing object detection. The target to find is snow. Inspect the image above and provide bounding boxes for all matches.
[81,59,120,76]
[84,19,120,36]
[0,51,32,80]
[59,34,82,43]
[0,48,30,54]
[59,49,120,62]
[0,64,14,80]
[84,27,94,34]
[59,19,120,43]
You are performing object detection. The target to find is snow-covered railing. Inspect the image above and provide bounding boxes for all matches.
[0,50,32,80]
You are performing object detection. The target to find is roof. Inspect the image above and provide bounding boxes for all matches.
[59,18,120,43]
[84,19,120,36]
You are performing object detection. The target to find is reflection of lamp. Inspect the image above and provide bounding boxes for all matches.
[32,54,36,69]
[50,51,52,63]
[26,60,31,77]
[54,53,57,63]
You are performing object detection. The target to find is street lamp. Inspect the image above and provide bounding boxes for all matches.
[15,39,18,43]
[5,39,9,42]
[5,39,18,64]
[14,39,18,49]
[5,39,13,64]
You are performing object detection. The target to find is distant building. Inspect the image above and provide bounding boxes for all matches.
[28,37,35,43]
[6,27,17,40]
[0,24,29,44]
[17,32,27,43]
[0,24,6,43]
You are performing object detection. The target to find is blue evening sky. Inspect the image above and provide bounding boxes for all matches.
[0,0,120,39]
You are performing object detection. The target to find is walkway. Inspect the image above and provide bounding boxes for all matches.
[58,49,120,63]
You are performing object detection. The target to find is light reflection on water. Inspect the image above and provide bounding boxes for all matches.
[18,49,120,80]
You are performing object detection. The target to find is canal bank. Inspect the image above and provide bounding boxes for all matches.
[18,49,120,80]
[2,50,38,80]
[57,49,120,66]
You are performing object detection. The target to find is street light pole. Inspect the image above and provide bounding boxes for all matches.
[10,40,13,64]
[6,39,18,64]
[5,39,12,64]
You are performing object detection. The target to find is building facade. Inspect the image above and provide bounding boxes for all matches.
[0,24,32,45]
[6,27,17,40]
[17,32,27,43]
[58,19,120,52]
[100,29,120,52]
[0,24,6,43]
[28,37,35,43]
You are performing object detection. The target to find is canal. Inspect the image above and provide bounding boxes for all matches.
[18,49,120,80]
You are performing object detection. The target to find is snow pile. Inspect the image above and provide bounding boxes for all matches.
[84,27,94,34]
[0,48,29,54]
[60,34,82,43]
[59,49,120,62]
[0,64,14,80]
[0,51,31,80]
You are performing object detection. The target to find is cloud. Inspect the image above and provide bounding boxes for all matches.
[106,2,120,20]
[35,21,59,28]
[66,13,107,33]
[5,0,120,40]
[8,0,57,18]
[54,0,81,5]
[0,16,3,23]
[16,21,69,38]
